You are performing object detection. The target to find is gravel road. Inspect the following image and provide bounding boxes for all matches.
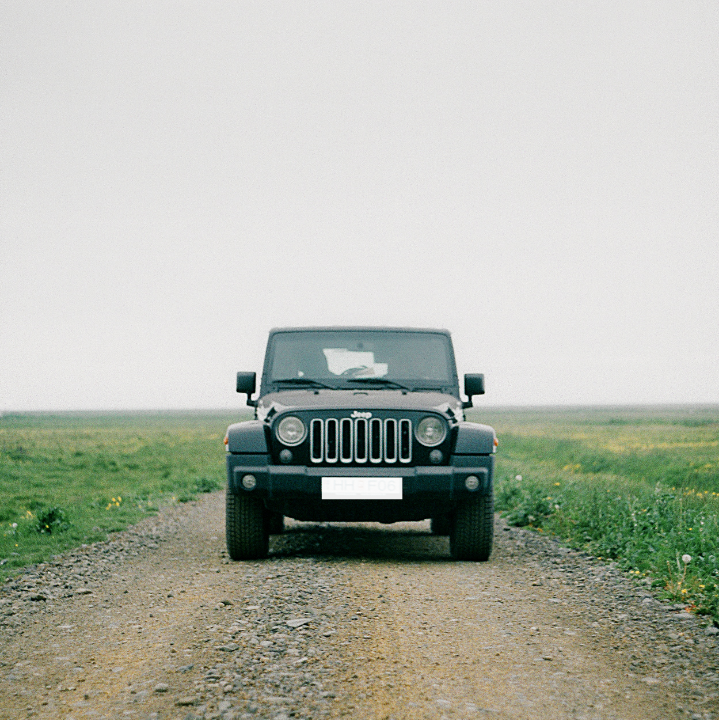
[2,492,718,720]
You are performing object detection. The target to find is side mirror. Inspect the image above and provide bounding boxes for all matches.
[236,372,257,407]
[463,373,485,408]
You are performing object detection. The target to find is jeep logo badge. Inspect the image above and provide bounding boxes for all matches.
[351,411,372,419]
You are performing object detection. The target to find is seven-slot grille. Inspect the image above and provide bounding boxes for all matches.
[309,417,412,464]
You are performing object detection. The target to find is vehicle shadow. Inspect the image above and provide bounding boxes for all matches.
[269,520,452,561]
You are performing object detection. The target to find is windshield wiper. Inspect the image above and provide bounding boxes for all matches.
[346,378,412,391]
[273,378,335,390]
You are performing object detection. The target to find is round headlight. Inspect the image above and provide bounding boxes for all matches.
[415,416,447,446]
[276,416,306,446]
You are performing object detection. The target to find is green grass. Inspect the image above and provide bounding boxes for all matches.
[5,406,719,620]
[0,411,247,576]
[469,405,719,620]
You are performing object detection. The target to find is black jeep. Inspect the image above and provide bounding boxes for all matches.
[224,327,497,560]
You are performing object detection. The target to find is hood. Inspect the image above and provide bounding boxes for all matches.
[256,389,464,423]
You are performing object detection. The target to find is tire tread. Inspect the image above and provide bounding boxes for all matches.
[226,491,269,560]
[449,493,494,561]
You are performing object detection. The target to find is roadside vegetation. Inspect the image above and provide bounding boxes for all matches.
[473,405,719,621]
[4,406,719,621]
[0,411,244,577]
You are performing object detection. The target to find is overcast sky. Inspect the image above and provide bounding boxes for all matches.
[1,1,717,411]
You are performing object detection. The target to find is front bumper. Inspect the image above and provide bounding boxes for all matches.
[226,454,494,522]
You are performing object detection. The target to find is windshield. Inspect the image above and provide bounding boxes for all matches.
[266,330,456,388]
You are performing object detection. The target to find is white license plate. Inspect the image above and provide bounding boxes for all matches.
[321,476,402,500]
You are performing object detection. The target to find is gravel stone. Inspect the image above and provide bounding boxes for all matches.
[285,618,314,628]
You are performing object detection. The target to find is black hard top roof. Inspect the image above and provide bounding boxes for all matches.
[268,326,451,335]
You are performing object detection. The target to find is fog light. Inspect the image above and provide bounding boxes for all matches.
[242,474,257,490]
[465,475,480,491]
[429,449,443,464]
[279,449,293,464]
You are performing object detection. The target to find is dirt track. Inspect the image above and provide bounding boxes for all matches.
[1,492,718,719]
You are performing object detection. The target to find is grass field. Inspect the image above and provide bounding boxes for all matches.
[3,406,719,620]
[470,405,719,620]
[0,411,244,576]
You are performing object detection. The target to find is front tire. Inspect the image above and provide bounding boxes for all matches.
[449,493,494,561]
[226,492,269,560]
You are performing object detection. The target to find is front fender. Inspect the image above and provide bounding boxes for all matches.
[226,420,268,453]
[453,422,497,455]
